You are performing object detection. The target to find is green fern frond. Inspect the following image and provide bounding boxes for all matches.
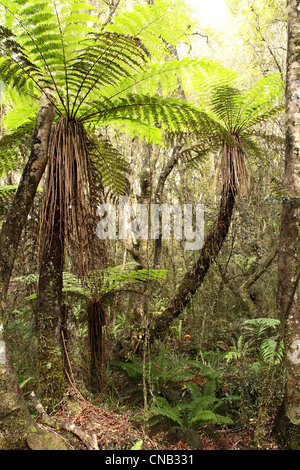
[85,93,221,136]
[242,317,280,338]
[189,395,218,413]
[87,132,130,199]
[112,360,142,379]
[0,185,17,216]
[3,92,39,130]
[260,337,284,364]
[104,0,194,60]
[188,409,233,427]
[62,263,168,301]
[108,119,164,145]
[0,120,34,175]
[150,397,183,427]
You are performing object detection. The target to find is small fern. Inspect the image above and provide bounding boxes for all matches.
[150,397,183,428]
[113,348,195,404]
[260,337,284,364]
[148,368,239,448]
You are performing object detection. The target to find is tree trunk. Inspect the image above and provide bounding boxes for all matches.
[274,0,300,449]
[36,192,66,409]
[0,91,67,449]
[152,185,236,339]
[36,139,67,408]
[0,90,55,303]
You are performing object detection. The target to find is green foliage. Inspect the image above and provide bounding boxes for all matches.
[113,348,195,405]
[0,0,233,201]
[0,0,284,200]
[63,262,167,303]
[0,0,209,129]
[0,120,34,177]
[241,317,283,365]
[148,364,239,448]
[113,348,239,448]
[130,439,143,450]
[198,69,284,143]
[224,317,283,366]
[0,185,17,216]
[104,0,194,61]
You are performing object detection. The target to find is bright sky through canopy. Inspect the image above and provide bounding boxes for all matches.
[185,0,230,26]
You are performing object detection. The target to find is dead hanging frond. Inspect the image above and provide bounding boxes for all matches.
[221,134,247,196]
[87,299,107,387]
[39,115,97,276]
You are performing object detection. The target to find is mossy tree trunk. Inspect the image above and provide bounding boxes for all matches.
[274,0,300,449]
[36,160,66,409]
[0,91,67,449]
[152,184,236,339]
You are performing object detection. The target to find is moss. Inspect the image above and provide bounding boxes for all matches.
[0,405,31,450]
[27,424,68,450]
[37,343,67,411]
[274,414,300,450]
[0,362,33,449]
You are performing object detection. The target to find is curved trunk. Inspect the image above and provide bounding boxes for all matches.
[152,184,236,339]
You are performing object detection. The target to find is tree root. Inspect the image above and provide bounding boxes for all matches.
[29,392,99,450]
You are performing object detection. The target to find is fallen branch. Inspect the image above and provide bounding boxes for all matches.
[29,392,99,450]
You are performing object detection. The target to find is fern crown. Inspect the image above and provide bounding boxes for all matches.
[0,0,210,132]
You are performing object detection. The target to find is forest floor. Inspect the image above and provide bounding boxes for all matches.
[29,386,286,451]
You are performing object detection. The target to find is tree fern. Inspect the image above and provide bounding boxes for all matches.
[0,0,222,275]
[104,0,195,61]
[62,262,168,301]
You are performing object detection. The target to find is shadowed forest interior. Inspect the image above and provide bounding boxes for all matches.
[0,0,299,452]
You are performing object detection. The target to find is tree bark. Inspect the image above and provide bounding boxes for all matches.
[36,186,66,408]
[274,0,300,449]
[0,91,63,449]
[0,90,55,304]
[152,185,236,339]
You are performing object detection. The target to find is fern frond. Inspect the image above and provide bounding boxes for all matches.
[189,395,218,413]
[112,360,143,379]
[150,397,183,427]
[3,92,39,130]
[0,185,17,216]
[87,132,130,200]
[260,337,284,364]
[242,317,280,338]
[0,25,42,94]
[0,120,34,175]
[104,0,194,60]
[84,93,221,136]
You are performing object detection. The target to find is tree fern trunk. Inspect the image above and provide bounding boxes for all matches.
[36,188,66,409]
[152,185,236,339]
[36,125,68,408]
